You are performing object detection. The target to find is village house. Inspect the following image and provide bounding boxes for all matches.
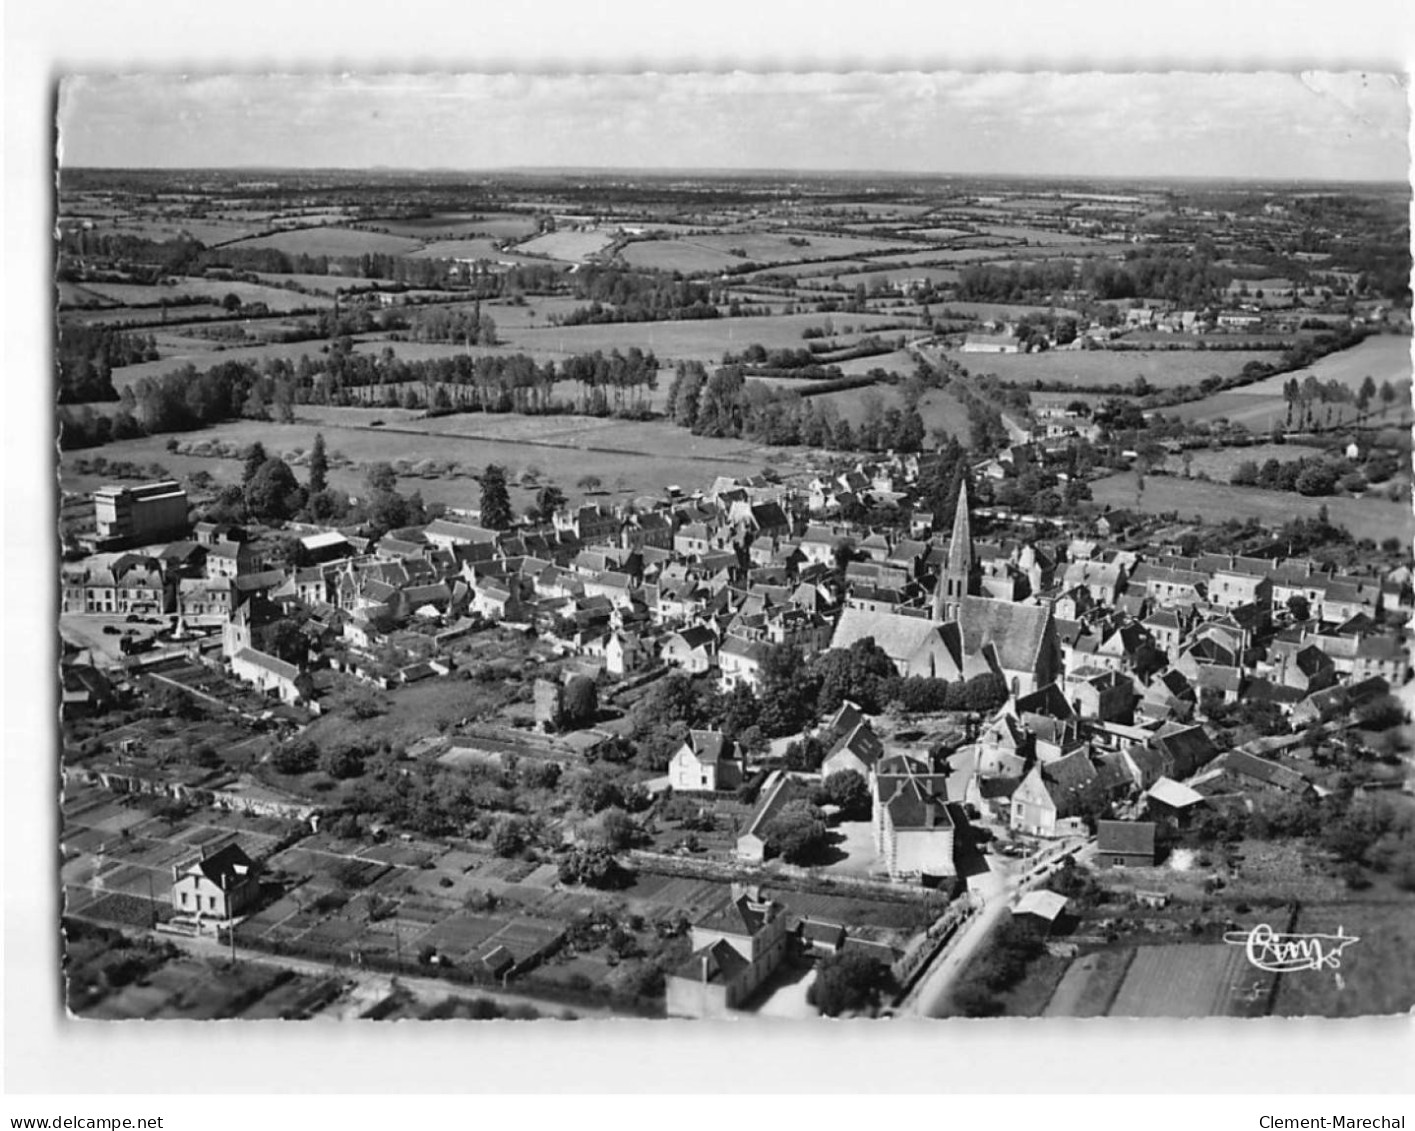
[665,886,790,1019]
[1096,820,1159,868]
[668,730,743,793]
[872,757,958,882]
[170,843,261,921]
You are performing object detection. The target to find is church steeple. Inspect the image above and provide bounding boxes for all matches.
[933,479,975,623]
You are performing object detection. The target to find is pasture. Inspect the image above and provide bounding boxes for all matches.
[619,240,744,273]
[501,311,917,363]
[1244,333,1413,395]
[957,347,1287,389]
[1089,471,1415,544]
[515,230,618,263]
[376,213,539,240]
[409,238,544,264]
[223,226,423,258]
[797,265,962,290]
[1106,943,1265,1018]
[59,412,778,510]
[61,277,335,313]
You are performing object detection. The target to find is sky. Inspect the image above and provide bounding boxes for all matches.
[58,72,1409,182]
[58,71,1415,181]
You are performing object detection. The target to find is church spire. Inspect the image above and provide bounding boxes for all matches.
[933,478,974,623]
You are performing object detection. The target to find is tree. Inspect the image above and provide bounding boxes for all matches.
[492,817,529,858]
[364,462,398,495]
[244,458,302,523]
[308,432,329,494]
[271,738,318,775]
[1379,380,1398,417]
[557,846,627,889]
[576,474,603,493]
[320,743,368,780]
[807,950,895,1017]
[242,441,268,485]
[479,463,513,531]
[562,675,599,728]
[762,799,829,864]
[535,483,566,521]
[1286,594,1312,622]
[815,769,871,820]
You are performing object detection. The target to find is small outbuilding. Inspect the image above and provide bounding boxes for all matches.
[1096,819,1158,868]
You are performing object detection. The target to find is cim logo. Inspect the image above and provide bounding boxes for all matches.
[1223,923,1360,974]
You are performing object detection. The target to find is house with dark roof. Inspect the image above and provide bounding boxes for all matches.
[665,886,789,1018]
[821,716,886,780]
[1096,820,1158,867]
[1009,748,1106,837]
[735,772,810,863]
[668,730,742,793]
[872,761,958,881]
[170,843,260,920]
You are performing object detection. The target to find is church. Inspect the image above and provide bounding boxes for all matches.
[831,482,1059,697]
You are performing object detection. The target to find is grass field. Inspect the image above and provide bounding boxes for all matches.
[956,348,1288,389]
[60,277,335,313]
[797,265,962,290]
[1042,948,1136,1017]
[1107,943,1266,1018]
[515,230,618,263]
[1245,334,1413,395]
[502,311,916,364]
[59,413,778,510]
[619,240,746,273]
[408,238,544,264]
[224,226,423,258]
[376,213,539,240]
[1271,898,1415,1018]
[1090,470,1415,544]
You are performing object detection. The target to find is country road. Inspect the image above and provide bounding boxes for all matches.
[906,836,1092,1018]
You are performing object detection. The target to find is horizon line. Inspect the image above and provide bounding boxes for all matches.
[58,164,1413,188]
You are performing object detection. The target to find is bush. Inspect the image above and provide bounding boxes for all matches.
[808,950,895,1017]
[492,817,528,858]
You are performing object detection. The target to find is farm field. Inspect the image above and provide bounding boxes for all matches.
[106,338,368,392]
[1090,470,1415,544]
[830,349,916,377]
[501,312,916,364]
[58,414,776,510]
[1166,389,1414,430]
[1042,948,1136,1017]
[408,238,543,264]
[223,226,423,258]
[618,240,745,273]
[979,225,1099,244]
[1171,442,1330,478]
[1106,943,1268,1018]
[514,230,617,263]
[1244,333,1413,395]
[252,273,404,295]
[687,231,923,262]
[956,347,1287,389]
[799,265,962,290]
[376,213,539,240]
[1271,898,1415,1017]
[61,278,336,313]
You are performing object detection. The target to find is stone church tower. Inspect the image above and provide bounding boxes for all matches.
[932,480,977,624]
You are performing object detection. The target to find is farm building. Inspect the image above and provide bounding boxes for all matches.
[1096,820,1159,868]
[1013,890,1068,931]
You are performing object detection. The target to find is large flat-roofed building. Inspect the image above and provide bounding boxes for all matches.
[93,481,189,545]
